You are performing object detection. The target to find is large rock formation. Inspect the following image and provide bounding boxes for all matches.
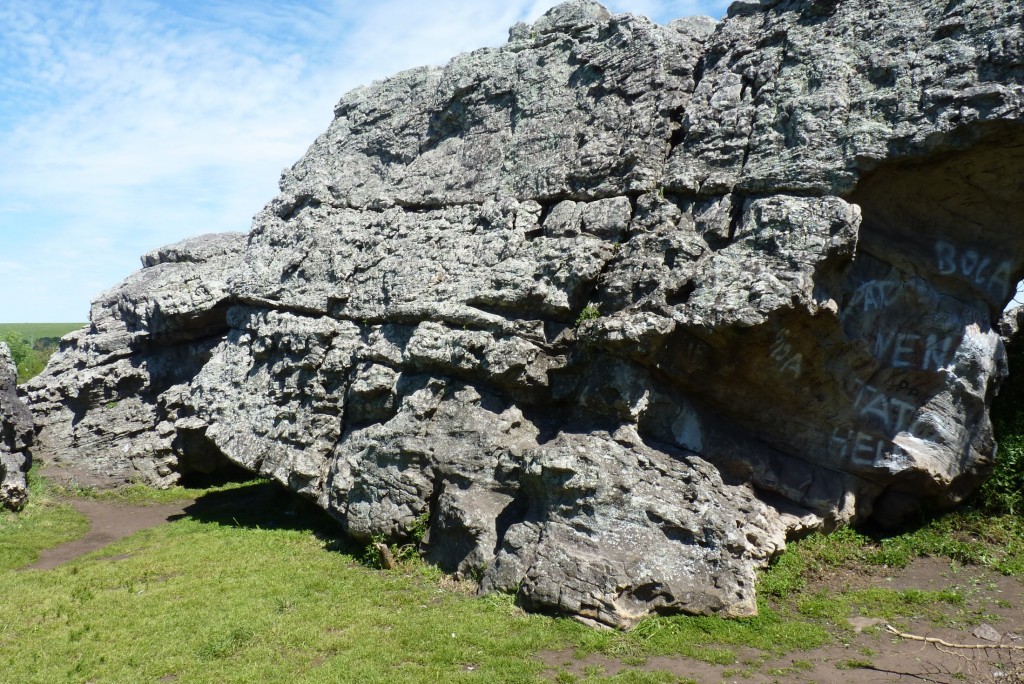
[25,0,1024,627]
[1,342,32,510]
[27,234,247,488]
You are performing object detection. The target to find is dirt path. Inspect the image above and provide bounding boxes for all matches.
[24,498,194,571]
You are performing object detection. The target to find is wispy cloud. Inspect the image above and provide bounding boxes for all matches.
[0,0,727,323]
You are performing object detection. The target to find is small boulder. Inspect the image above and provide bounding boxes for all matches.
[0,342,33,510]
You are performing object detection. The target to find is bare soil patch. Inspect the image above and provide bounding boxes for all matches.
[23,498,192,571]
[540,557,1024,683]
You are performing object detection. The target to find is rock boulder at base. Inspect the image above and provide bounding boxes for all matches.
[1,342,32,510]
[24,0,1024,627]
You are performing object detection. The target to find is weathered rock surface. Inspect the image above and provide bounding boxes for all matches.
[24,0,1024,627]
[25,233,247,488]
[1,342,32,510]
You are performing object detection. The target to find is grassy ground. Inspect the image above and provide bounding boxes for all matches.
[2,468,1022,683]
[0,323,86,340]
[0,471,827,684]
[0,474,89,572]
[760,515,1024,626]
[761,515,1024,598]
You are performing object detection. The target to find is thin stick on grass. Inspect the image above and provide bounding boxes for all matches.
[885,625,1024,651]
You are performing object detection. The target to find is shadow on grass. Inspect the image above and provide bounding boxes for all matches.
[182,480,361,555]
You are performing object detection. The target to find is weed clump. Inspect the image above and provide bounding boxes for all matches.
[1,330,48,383]
[575,304,601,327]
[981,331,1024,516]
[361,512,430,569]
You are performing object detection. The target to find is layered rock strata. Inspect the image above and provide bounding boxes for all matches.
[25,0,1024,627]
[26,233,247,488]
[1,343,32,510]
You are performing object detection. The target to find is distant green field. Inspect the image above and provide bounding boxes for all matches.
[1,323,86,382]
[0,323,85,340]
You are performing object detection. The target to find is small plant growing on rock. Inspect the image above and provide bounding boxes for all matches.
[395,512,430,563]
[408,511,430,545]
[575,304,601,327]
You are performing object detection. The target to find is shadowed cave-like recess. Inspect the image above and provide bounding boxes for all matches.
[840,123,1024,522]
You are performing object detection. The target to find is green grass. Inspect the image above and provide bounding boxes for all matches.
[3,455,1022,683]
[0,474,835,684]
[0,322,85,340]
[1,472,1022,683]
[0,499,89,572]
[48,478,259,506]
[620,604,829,664]
[0,469,90,571]
[795,586,964,623]
[762,513,1024,597]
[1,481,574,683]
[758,508,1024,641]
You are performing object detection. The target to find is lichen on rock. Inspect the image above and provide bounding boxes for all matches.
[23,0,1024,627]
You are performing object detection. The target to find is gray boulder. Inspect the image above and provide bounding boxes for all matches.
[24,0,1024,627]
[24,233,247,488]
[1,342,32,510]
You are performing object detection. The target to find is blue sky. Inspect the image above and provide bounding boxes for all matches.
[0,0,731,323]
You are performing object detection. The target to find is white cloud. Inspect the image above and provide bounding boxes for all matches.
[607,0,731,21]
[0,0,726,323]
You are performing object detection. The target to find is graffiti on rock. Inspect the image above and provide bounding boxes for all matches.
[935,241,1014,299]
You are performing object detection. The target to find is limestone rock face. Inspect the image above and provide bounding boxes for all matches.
[24,0,1024,627]
[24,233,247,488]
[1,343,32,510]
